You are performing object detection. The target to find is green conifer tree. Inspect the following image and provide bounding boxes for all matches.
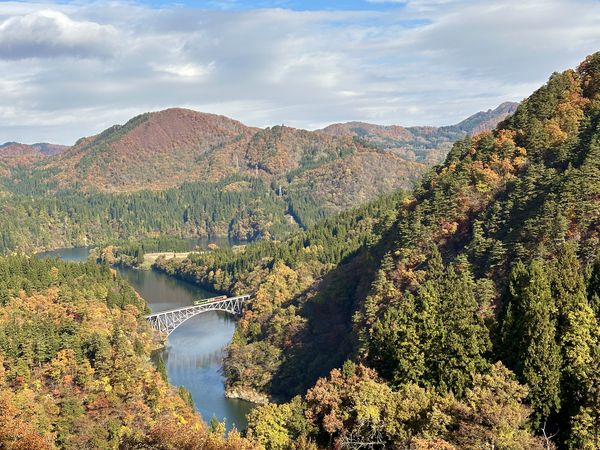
[552,245,598,401]
[507,259,562,427]
[434,265,491,396]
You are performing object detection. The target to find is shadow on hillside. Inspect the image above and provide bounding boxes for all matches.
[268,247,382,400]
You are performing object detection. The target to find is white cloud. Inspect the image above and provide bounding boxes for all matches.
[0,0,599,144]
[0,9,119,59]
[406,0,600,81]
[153,62,215,79]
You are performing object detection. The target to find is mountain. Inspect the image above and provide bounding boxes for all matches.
[2,104,515,225]
[4,104,518,192]
[39,109,256,192]
[0,141,68,175]
[12,108,427,198]
[447,100,519,133]
[0,103,518,252]
[318,101,518,164]
[155,54,600,448]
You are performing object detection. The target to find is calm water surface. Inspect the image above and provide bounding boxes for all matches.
[37,245,253,431]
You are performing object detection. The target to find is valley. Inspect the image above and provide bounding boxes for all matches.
[38,246,254,431]
[1,44,600,450]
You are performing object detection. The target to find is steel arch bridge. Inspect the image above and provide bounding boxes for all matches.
[145,294,251,336]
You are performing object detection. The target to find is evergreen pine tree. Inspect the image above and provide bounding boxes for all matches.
[552,245,598,404]
[510,259,562,426]
[368,293,425,386]
[587,254,600,319]
[434,264,491,396]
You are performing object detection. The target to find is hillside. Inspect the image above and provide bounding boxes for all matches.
[44,109,257,192]
[0,142,68,172]
[0,104,515,251]
[4,104,515,196]
[155,54,600,448]
[6,108,428,208]
[318,101,518,164]
[0,256,257,449]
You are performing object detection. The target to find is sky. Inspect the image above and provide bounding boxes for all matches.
[1,0,600,144]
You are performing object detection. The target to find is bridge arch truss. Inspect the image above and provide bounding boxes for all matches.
[146,294,250,337]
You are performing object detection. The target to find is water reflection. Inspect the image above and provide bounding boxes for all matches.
[163,347,224,369]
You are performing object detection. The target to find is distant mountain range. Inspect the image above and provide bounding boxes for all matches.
[0,141,68,156]
[319,102,518,164]
[0,142,69,176]
[449,101,518,134]
[1,102,517,221]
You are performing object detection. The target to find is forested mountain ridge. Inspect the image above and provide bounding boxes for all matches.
[0,103,515,253]
[156,54,600,448]
[4,108,413,196]
[3,104,514,195]
[0,141,68,176]
[42,109,257,192]
[0,110,423,251]
[344,56,600,448]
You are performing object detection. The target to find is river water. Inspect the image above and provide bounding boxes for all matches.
[37,246,253,431]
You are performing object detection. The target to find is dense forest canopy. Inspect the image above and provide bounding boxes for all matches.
[0,177,300,253]
[154,53,600,449]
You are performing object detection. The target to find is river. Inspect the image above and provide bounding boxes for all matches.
[37,246,254,431]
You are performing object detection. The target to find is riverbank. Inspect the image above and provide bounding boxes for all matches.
[225,386,270,405]
[141,251,198,268]
[94,236,244,271]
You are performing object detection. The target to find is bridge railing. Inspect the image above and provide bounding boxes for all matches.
[145,294,251,319]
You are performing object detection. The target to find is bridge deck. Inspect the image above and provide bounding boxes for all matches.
[145,294,250,317]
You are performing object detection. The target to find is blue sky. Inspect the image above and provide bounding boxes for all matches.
[1,0,600,144]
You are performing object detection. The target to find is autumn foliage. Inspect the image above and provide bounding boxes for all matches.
[0,256,257,449]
